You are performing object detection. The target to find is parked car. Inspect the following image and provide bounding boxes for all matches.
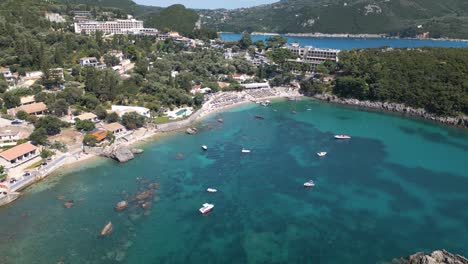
[9,178,17,184]
[23,172,31,177]
[11,119,23,125]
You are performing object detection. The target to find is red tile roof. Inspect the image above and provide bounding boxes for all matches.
[0,142,37,161]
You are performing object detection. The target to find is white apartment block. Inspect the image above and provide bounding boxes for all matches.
[74,19,144,35]
[286,43,340,70]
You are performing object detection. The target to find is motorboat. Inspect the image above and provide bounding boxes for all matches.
[241,148,251,154]
[199,203,214,214]
[334,135,351,139]
[317,152,327,157]
[202,145,208,151]
[206,188,217,193]
[304,180,315,187]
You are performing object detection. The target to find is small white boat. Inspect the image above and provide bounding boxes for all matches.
[202,145,208,151]
[206,188,217,193]
[199,203,214,214]
[334,135,351,139]
[241,148,251,154]
[317,152,327,157]
[304,180,315,187]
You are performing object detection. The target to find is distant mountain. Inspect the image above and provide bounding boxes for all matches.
[199,0,468,39]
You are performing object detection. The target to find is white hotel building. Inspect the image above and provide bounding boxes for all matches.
[74,18,149,35]
[286,43,340,71]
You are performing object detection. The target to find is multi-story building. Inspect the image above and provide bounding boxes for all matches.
[74,19,144,35]
[285,43,340,71]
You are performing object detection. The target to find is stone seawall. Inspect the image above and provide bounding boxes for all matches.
[313,94,468,128]
[156,109,203,132]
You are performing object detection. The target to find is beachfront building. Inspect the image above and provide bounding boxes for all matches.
[103,122,125,134]
[75,112,99,123]
[0,142,38,168]
[8,102,48,116]
[232,74,255,83]
[241,82,271,89]
[285,42,340,71]
[111,105,151,118]
[89,129,108,143]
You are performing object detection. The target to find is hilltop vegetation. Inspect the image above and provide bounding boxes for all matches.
[301,48,468,116]
[200,0,468,39]
[142,4,199,35]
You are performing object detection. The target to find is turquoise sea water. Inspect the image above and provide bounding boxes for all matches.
[0,99,467,264]
[220,33,468,49]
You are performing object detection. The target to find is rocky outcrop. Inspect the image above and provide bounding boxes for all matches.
[397,250,468,264]
[102,146,135,163]
[313,94,468,128]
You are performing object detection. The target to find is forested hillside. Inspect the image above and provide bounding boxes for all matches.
[306,48,468,116]
[200,0,468,39]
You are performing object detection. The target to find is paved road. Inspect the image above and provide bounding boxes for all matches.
[8,154,69,192]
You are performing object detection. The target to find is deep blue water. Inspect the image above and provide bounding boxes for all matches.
[220,33,468,49]
[0,99,467,264]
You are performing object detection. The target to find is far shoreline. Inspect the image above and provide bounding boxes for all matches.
[218,32,468,42]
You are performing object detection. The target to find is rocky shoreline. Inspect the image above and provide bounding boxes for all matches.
[395,250,468,264]
[313,94,468,128]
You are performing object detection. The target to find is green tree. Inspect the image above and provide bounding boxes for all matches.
[75,119,95,132]
[3,92,20,109]
[83,134,98,147]
[239,32,252,50]
[35,116,66,135]
[29,127,48,145]
[15,110,29,120]
[94,105,108,120]
[121,112,146,130]
[266,36,288,49]
[40,149,55,159]
[193,93,204,106]
[50,98,69,117]
[105,112,121,123]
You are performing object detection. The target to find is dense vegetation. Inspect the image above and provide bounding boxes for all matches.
[331,48,468,116]
[142,4,199,35]
[201,0,468,39]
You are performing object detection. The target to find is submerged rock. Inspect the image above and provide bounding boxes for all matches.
[63,201,74,208]
[185,127,198,135]
[141,201,152,210]
[100,221,113,236]
[115,201,128,211]
[396,250,468,264]
[136,190,153,200]
[217,118,224,123]
[175,153,184,159]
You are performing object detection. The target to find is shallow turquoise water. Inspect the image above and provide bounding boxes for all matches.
[220,33,468,49]
[0,99,467,264]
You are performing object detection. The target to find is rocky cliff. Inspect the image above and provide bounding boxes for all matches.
[396,250,468,264]
[314,94,468,128]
